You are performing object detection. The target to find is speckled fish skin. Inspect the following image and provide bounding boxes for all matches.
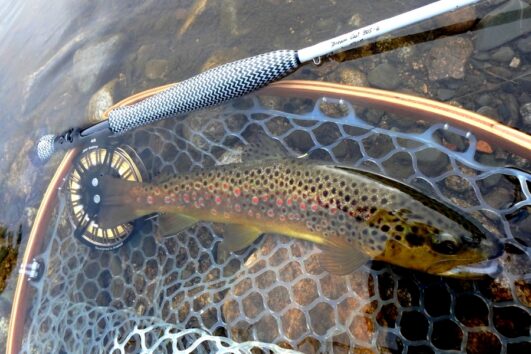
[99,158,503,276]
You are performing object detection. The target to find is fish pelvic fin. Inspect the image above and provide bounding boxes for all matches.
[158,213,198,236]
[318,236,370,275]
[97,176,149,229]
[219,224,263,257]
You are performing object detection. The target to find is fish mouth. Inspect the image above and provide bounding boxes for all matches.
[437,259,502,278]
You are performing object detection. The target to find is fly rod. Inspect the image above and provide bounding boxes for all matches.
[33,0,481,164]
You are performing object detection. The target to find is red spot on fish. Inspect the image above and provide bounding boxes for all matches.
[164,196,171,204]
[233,187,241,197]
[194,201,201,208]
[300,202,307,210]
[286,198,293,206]
[267,209,275,218]
[311,203,318,212]
[222,182,229,191]
[183,193,190,203]
[147,195,154,205]
[262,194,269,202]
[276,198,283,207]
[208,184,214,191]
[248,210,254,217]
[215,196,222,205]
[198,197,205,207]
[192,191,197,200]
[279,215,286,222]
[252,196,259,205]
[234,204,241,212]
[330,207,337,215]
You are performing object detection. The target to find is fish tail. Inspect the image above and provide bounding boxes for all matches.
[97,176,151,229]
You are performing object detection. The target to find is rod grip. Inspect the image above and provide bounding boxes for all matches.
[107,50,300,134]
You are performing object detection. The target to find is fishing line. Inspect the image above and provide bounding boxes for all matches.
[32,0,481,164]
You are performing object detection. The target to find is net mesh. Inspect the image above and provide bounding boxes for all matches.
[21,94,530,353]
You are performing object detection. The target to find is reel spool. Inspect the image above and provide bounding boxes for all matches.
[65,145,146,250]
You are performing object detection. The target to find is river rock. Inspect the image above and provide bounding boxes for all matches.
[516,36,531,53]
[491,46,515,62]
[144,59,169,80]
[520,102,531,129]
[337,66,368,87]
[435,5,477,34]
[475,0,531,51]
[73,34,126,93]
[477,106,499,119]
[368,63,400,89]
[426,37,473,81]
[86,80,116,123]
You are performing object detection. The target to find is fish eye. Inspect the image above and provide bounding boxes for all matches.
[431,233,462,255]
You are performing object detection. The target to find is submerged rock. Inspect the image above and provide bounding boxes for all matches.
[520,102,531,129]
[475,0,531,51]
[337,66,368,87]
[144,59,169,80]
[368,63,400,89]
[73,34,126,93]
[491,46,515,62]
[426,37,473,81]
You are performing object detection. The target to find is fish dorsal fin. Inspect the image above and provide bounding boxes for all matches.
[242,135,289,161]
[219,224,263,254]
[158,213,198,236]
[318,236,370,275]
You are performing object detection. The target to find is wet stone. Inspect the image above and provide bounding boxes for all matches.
[367,63,401,89]
[426,37,473,81]
[516,35,531,53]
[520,102,531,129]
[144,59,168,80]
[475,0,531,51]
[476,106,498,119]
[73,34,126,93]
[434,5,476,34]
[491,46,515,62]
[337,66,368,87]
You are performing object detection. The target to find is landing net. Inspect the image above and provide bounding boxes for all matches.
[21,94,530,353]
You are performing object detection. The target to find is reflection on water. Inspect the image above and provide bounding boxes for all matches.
[0,0,529,352]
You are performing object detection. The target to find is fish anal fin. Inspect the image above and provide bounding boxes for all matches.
[158,213,198,236]
[220,224,263,254]
[318,236,370,275]
[242,135,288,161]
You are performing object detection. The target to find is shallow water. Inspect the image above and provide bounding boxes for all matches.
[0,0,530,352]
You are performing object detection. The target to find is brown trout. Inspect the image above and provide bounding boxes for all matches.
[97,155,503,277]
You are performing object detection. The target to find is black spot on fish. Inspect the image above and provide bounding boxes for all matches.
[406,233,424,246]
[381,225,390,232]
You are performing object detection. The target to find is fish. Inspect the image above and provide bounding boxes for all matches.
[95,140,503,277]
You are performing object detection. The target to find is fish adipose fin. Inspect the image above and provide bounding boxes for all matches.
[219,224,263,254]
[158,213,198,236]
[319,236,370,275]
[97,176,148,229]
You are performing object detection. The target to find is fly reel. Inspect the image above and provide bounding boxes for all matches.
[65,144,145,250]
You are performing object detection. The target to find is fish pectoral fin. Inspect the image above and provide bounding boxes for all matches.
[220,224,263,253]
[318,237,370,275]
[158,213,198,236]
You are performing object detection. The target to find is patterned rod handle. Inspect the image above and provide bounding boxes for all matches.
[108,50,300,134]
